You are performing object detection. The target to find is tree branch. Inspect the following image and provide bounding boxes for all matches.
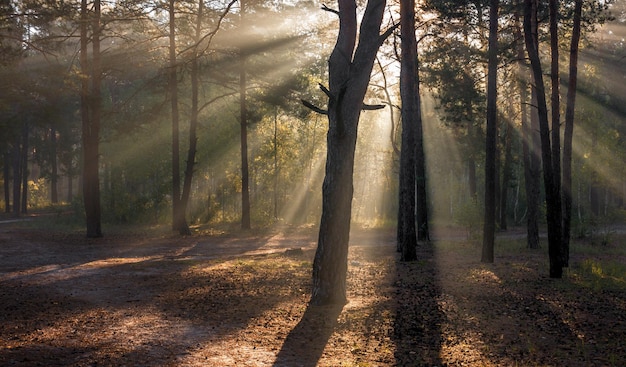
[318,83,333,99]
[321,4,339,15]
[362,103,385,110]
[301,99,328,115]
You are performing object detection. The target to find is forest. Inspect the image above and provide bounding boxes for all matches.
[1,0,626,365]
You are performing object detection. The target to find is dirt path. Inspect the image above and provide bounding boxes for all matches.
[0,225,625,366]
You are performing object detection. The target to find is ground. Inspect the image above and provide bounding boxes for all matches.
[0,221,625,366]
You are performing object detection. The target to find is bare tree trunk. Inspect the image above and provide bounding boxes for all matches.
[311,0,387,305]
[562,0,582,268]
[20,123,28,214]
[50,128,58,203]
[397,0,418,261]
[3,150,10,212]
[239,0,251,230]
[482,0,499,263]
[500,119,513,230]
[169,0,185,233]
[415,51,430,243]
[12,139,21,216]
[524,0,562,278]
[179,0,205,236]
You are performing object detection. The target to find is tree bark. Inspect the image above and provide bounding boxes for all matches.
[12,139,21,216]
[82,0,102,238]
[239,0,251,230]
[20,123,28,214]
[50,128,58,203]
[3,150,10,212]
[500,119,513,230]
[397,0,418,261]
[311,0,387,305]
[414,51,430,243]
[562,0,582,268]
[524,0,562,278]
[515,1,540,249]
[482,0,499,264]
[178,0,205,236]
[169,0,185,233]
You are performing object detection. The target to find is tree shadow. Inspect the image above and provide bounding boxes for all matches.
[273,303,343,367]
[392,243,444,365]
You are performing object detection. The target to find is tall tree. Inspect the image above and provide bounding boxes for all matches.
[562,0,583,268]
[169,0,186,234]
[397,0,418,261]
[309,0,389,305]
[81,0,103,237]
[523,0,562,278]
[239,0,251,230]
[482,0,499,263]
[515,0,540,249]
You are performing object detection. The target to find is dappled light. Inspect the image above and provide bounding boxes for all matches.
[1,0,625,364]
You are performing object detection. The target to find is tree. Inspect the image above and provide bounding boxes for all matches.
[308,0,390,305]
[397,0,425,261]
[81,0,103,238]
[562,0,582,268]
[481,0,499,263]
[514,0,541,249]
[523,0,562,278]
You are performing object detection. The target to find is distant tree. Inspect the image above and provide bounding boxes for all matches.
[482,0,499,263]
[80,0,103,237]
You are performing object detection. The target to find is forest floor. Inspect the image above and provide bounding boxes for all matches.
[0,219,625,366]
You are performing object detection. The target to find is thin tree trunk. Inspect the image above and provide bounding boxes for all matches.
[3,150,10,212]
[482,0,499,263]
[562,0,582,268]
[179,0,204,236]
[169,0,184,233]
[239,0,251,230]
[516,0,540,249]
[12,139,21,216]
[312,0,387,305]
[20,123,28,214]
[50,128,58,203]
[524,0,562,277]
[500,119,513,230]
[415,50,430,243]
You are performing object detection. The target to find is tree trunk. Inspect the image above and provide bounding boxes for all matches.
[516,1,540,249]
[415,51,430,243]
[311,0,387,305]
[3,150,10,213]
[240,55,251,230]
[169,0,185,233]
[524,0,562,278]
[12,139,21,216]
[482,0,499,264]
[50,128,58,203]
[397,0,418,261]
[500,119,513,230]
[562,0,582,268]
[239,0,251,230]
[81,0,103,238]
[179,0,204,236]
[20,123,28,214]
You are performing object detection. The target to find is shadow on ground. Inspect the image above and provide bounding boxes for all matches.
[273,304,343,366]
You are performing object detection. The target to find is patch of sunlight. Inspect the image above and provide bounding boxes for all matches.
[467,268,502,284]
[1,256,162,284]
[440,334,499,367]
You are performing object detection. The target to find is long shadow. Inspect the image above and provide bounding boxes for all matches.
[392,243,444,365]
[273,303,343,367]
